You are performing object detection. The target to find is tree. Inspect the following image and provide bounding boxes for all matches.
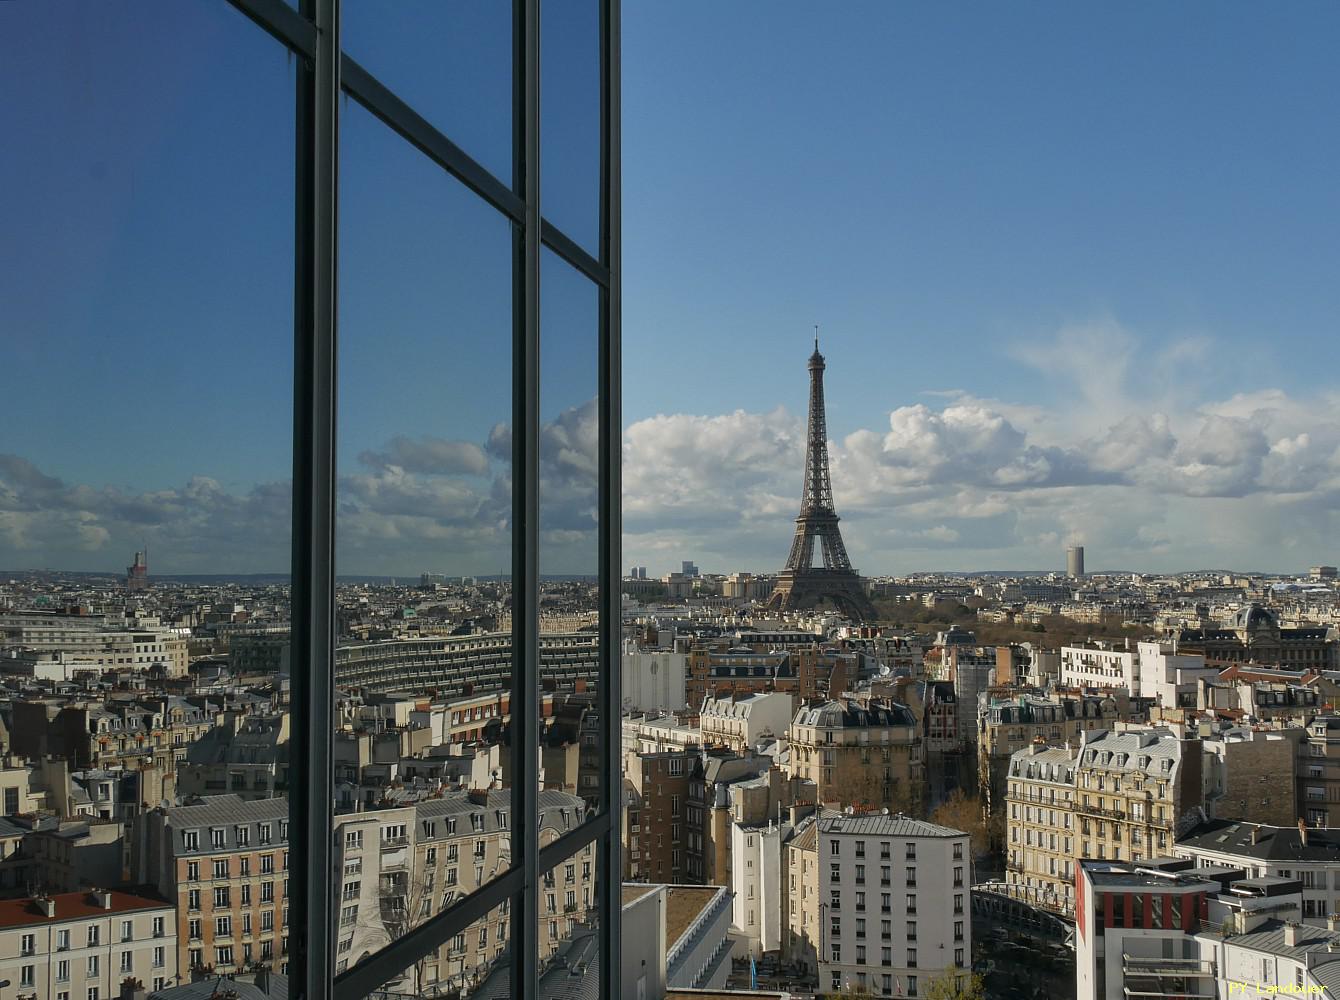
[924,969,986,1000]
[930,788,990,859]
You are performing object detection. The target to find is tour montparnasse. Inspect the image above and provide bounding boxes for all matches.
[767,335,878,621]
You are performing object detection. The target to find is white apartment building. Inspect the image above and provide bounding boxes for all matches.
[817,812,970,998]
[699,692,793,754]
[1060,643,1138,691]
[0,890,178,1000]
[0,623,188,678]
[1175,818,1340,924]
[1135,641,1217,709]
[730,821,786,957]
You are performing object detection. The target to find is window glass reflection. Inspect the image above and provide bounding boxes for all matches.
[0,1,295,994]
[542,0,602,254]
[335,99,516,969]
[343,0,513,185]
[539,249,602,814]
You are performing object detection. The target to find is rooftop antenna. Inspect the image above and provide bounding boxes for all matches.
[814,324,820,353]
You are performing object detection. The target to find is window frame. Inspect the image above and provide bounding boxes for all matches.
[221,1,621,999]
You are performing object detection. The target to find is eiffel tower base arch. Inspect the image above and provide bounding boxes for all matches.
[767,568,877,621]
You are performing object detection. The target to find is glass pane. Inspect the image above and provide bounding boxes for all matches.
[363,892,512,997]
[335,100,515,966]
[539,249,602,813]
[539,833,600,984]
[342,0,513,186]
[542,0,601,254]
[0,0,295,992]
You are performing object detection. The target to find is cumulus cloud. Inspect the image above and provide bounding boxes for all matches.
[357,436,490,477]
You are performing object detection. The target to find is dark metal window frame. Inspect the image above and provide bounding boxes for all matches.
[226,1,621,998]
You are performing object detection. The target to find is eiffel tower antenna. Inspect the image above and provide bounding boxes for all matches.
[767,336,877,621]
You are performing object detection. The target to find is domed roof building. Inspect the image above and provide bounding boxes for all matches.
[787,698,922,813]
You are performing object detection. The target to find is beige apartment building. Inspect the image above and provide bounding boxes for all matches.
[977,691,1124,818]
[787,700,921,813]
[131,794,291,978]
[1005,742,1079,914]
[1006,727,1203,915]
[782,814,820,972]
[0,889,178,1000]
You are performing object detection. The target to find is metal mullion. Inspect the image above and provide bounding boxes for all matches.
[340,56,526,226]
[597,1,622,996]
[539,219,610,289]
[289,0,338,998]
[333,864,525,1000]
[535,811,612,876]
[226,0,317,58]
[511,1,542,999]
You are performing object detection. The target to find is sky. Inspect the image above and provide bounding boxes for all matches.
[1,2,1337,578]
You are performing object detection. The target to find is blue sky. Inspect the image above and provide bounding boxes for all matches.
[1,2,1337,576]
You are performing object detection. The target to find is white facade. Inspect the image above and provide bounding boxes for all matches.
[1135,641,1217,707]
[731,822,785,956]
[1061,644,1137,691]
[0,891,179,1000]
[621,643,688,715]
[817,813,971,998]
[700,692,793,753]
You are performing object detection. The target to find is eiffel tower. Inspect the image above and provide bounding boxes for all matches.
[767,334,878,621]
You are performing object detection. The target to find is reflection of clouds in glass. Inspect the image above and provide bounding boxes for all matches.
[0,397,601,575]
[0,453,291,572]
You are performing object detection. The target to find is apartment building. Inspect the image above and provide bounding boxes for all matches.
[730,820,787,957]
[698,692,793,753]
[1060,643,1138,691]
[176,713,289,802]
[624,749,697,884]
[0,889,177,1000]
[1074,728,1202,865]
[978,691,1122,819]
[0,619,188,678]
[1005,727,1203,915]
[1175,818,1340,924]
[1005,742,1079,914]
[807,811,971,998]
[1299,715,1340,827]
[783,815,820,973]
[1200,726,1300,826]
[787,701,921,813]
[337,789,592,994]
[685,643,817,709]
[131,795,290,977]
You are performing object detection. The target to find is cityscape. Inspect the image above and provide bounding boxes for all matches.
[4,3,1339,1000]
[5,338,1340,1000]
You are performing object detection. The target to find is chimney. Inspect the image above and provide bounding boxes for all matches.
[1284,921,1301,947]
[36,897,56,918]
[1251,827,1261,845]
[1328,914,1340,932]
[1300,817,1310,847]
[91,889,113,909]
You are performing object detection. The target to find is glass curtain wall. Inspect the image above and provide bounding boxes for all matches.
[3,0,619,997]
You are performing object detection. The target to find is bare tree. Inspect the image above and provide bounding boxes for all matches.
[924,968,985,1000]
[929,789,990,859]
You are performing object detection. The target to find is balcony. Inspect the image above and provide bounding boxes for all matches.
[1122,956,1216,977]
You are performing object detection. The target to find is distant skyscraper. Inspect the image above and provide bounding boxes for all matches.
[1067,545,1085,579]
[681,561,698,577]
[126,549,150,591]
